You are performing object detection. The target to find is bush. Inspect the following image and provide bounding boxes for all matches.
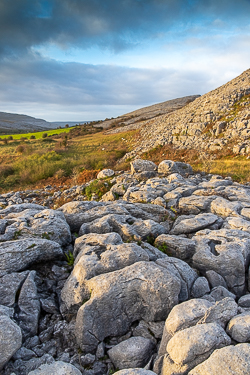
[30,135,36,139]
[42,133,48,138]
[0,165,14,178]
[85,179,112,200]
[7,136,13,140]
[16,145,25,153]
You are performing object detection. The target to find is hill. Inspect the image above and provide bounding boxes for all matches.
[120,69,250,159]
[97,95,200,130]
[0,111,56,134]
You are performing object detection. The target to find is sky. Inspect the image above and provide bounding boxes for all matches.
[0,0,250,122]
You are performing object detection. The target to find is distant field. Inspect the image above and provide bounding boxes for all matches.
[0,127,74,140]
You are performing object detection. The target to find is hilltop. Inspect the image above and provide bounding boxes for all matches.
[98,95,200,130]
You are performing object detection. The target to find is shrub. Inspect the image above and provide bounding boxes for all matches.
[7,136,13,140]
[42,133,48,138]
[30,135,36,139]
[16,145,25,153]
[20,137,27,141]
[85,179,112,200]
[54,168,65,179]
[77,170,99,184]
[0,165,14,178]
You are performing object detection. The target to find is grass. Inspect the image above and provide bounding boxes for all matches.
[0,127,74,140]
[0,126,136,193]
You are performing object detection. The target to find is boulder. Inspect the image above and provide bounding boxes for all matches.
[116,370,157,375]
[154,234,196,260]
[171,213,220,235]
[79,214,168,241]
[108,336,155,369]
[238,294,250,308]
[179,195,216,215]
[226,313,250,342]
[167,322,231,366]
[0,314,22,370]
[158,160,193,176]
[0,239,63,277]
[188,344,250,375]
[97,169,115,179]
[58,201,103,232]
[60,242,150,316]
[191,277,210,298]
[192,238,246,296]
[28,361,82,374]
[198,297,238,328]
[131,159,157,174]
[156,257,198,302]
[0,271,29,307]
[205,270,227,289]
[209,286,236,301]
[0,208,71,246]
[75,261,181,353]
[158,299,212,356]
[18,271,40,339]
[211,197,242,217]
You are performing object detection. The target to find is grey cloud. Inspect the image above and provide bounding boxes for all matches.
[0,55,204,108]
[1,0,250,56]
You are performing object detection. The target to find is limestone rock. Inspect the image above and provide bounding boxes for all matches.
[198,297,238,328]
[171,213,220,235]
[0,239,63,277]
[158,160,193,176]
[211,197,242,217]
[154,234,196,260]
[0,208,71,246]
[28,361,82,374]
[238,294,250,308]
[75,261,181,353]
[58,201,103,232]
[191,277,210,298]
[0,314,22,370]
[156,257,198,302]
[226,313,250,342]
[179,195,216,215]
[0,271,29,307]
[108,336,155,369]
[60,241,150,316]
[158,299,212,356]
[167,322,231,366]
[18,271,40,339]
[97,168,115,179]
[188,344,250,375]
[131,159,157,174]
[116,370,157,375]
[192,238,246,296]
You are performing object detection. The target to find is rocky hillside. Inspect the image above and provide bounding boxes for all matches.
[97,95,200,130]
[120,69,250,159]
[0,112,55,134]
[1,159,250,374]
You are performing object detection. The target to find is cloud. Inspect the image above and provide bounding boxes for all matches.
[1,0,250,56]
[1,48,248,121]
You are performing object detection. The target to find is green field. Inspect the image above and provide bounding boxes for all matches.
[0,127,74,140]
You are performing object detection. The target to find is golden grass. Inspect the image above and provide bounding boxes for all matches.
[200,159,250,183]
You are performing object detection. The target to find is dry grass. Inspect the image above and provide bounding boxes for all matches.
[0,128,137,193]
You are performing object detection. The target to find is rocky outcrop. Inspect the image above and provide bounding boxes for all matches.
[1,161,250,374]
[119,69,250,159]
